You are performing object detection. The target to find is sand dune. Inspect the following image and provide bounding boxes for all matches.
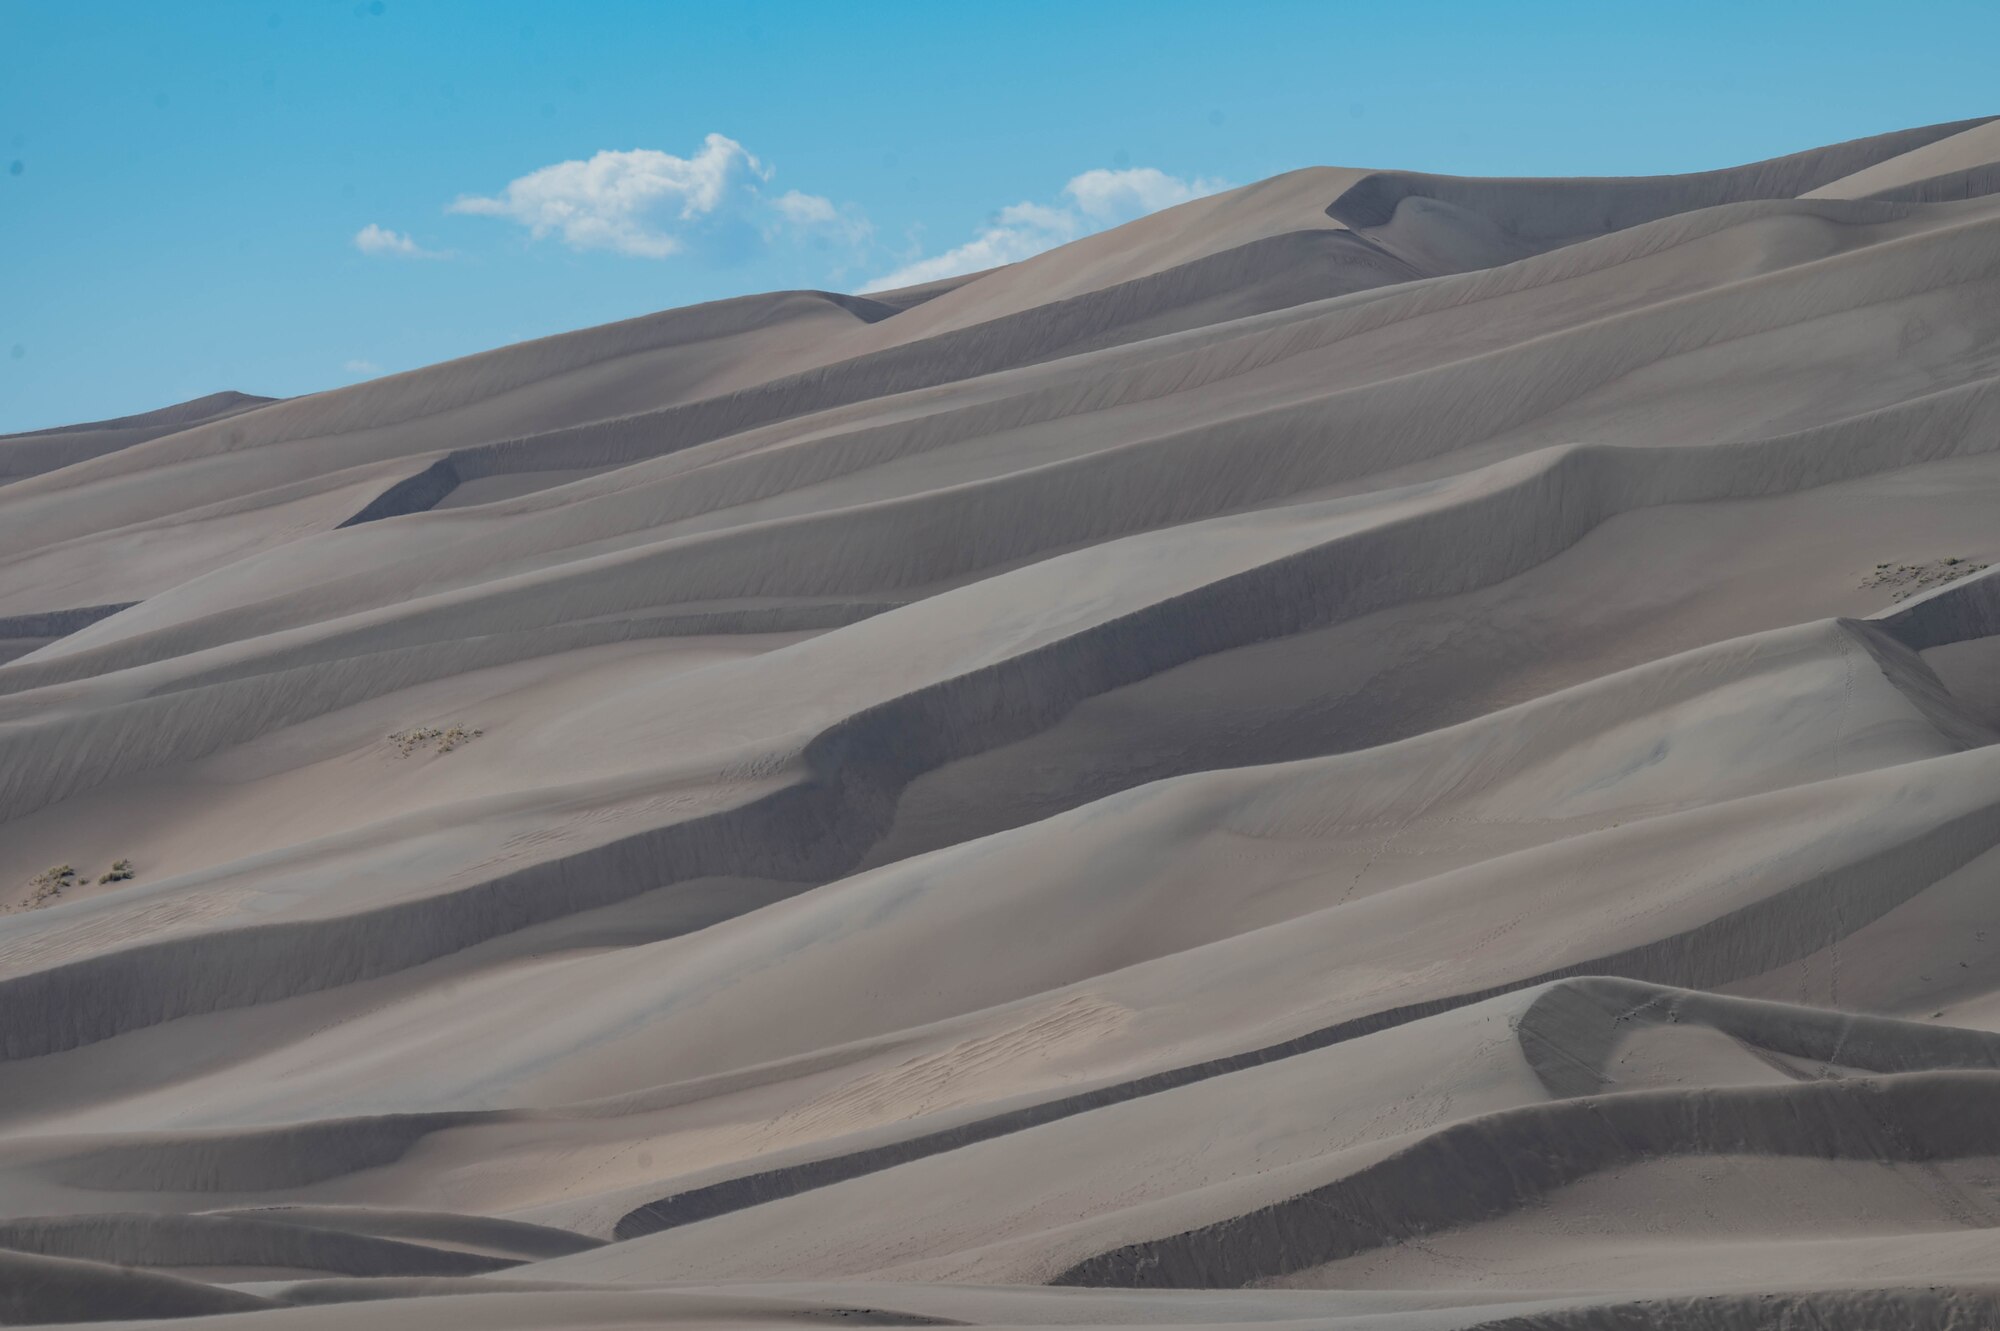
[0,393,277,487]
[3,120,2000,1327]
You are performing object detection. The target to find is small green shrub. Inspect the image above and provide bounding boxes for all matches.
[97,858,135,884]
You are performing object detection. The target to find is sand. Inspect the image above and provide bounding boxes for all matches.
[1,118,1999,1328]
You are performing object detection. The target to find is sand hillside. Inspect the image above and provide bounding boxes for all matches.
[3,118,2000,1329]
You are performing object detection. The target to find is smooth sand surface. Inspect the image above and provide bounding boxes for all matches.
[4,119,2000,1328]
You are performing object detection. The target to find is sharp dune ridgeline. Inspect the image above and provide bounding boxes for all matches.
[4,119,2000,1329]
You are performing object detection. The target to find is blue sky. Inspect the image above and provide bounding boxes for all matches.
[4,0,1997,433]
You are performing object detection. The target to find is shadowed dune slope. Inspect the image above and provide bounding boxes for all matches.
[4,121,2000,1329]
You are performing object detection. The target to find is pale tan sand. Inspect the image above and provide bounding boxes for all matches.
[0,392,276,485]
[2,120,2000,1329]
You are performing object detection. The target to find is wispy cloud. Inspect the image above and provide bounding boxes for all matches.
[449,135,870,261]
[343,358,383,375]
[861,204,1079,292]
[861,167,1228,293]
[771,189,873,247]
[1065,167,1220,221]
[360,151,1211,289]
[353,223,445,259]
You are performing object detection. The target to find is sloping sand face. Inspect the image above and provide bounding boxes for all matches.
[3,120,2000,1329]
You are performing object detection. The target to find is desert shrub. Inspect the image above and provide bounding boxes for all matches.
[1860,556,1991,602]
[387,724,484,757]
[18,864,76,910]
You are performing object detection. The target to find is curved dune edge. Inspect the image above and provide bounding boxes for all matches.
[3,121,2000,1328]
[1051,1071,2000,1288]
[0,1247,278,1322]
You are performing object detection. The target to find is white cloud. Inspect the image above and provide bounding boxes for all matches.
[449,135,870,261]
[771,189,873,247]
[861,166,1227,292]
[1065,167,1226,221]
[343,359,383,375]
[773,190,838,225]
[860,210,1077,292]
[996,201,1079,234]
[353,223,443,259]
[449,135,760,257]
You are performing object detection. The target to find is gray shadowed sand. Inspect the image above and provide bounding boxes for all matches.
[3,118,2000,1330]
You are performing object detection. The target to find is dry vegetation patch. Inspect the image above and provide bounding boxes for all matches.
[5,859,136,913]
[16,864,76,911]
[1861,556,1990,602]
[388,724,484,757]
